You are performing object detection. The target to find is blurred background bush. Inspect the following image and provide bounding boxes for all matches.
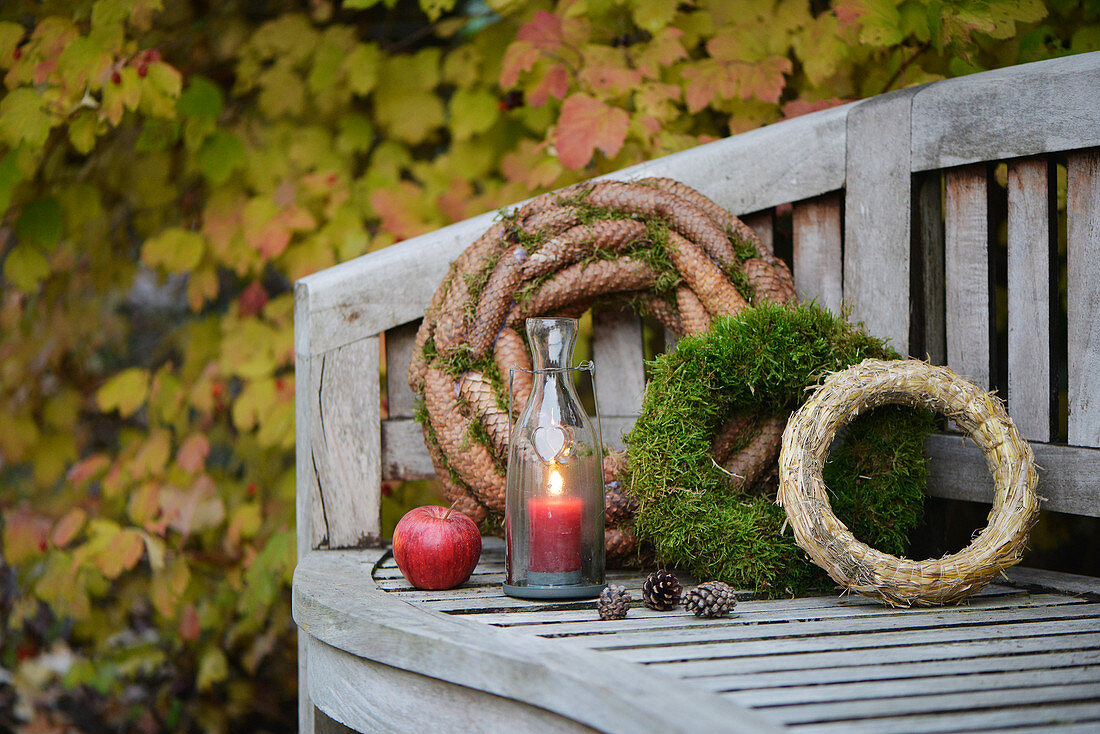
[1,0,1097,730]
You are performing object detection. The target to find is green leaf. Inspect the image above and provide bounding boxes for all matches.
[197,648,229,692]
[139,61,183,117]
[0,22,23,68]
[0,151,23,215]
[631,0,678,33]
[97,367,150,417]
[448,87,499,140]
[68,110,101,154]
[16,198,63,252]
[58,36,112,89]
[177,75,224,119]
[1,242,47,291]
[0,88,56,149]
[337,114,374,155]
[343,0,388,8]
[343,42,382,96]
[420,0,458,21]
[142,227,205,272]
[195,131,246,185]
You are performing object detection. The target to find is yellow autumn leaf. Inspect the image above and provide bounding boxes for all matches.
[448,87,499,140]
[97,367,150,417]
[197,647,229,691]
[142,227,205,272]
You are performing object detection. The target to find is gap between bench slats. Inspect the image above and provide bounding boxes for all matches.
[789,700,1100,734]
[646,632,1100,681]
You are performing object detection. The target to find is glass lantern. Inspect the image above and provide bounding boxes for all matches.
[503,318,606,600]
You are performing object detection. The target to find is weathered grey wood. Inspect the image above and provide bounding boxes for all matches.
[308,637,599,734]
[576,603,1100,651]
[1005,566,1100,597]
[741,210,774,253]
[384,321,420,419]
[915,172,945,364]
[944,164,993,388]
[379,415,638,481]
[924,433,1100,517]
[1007,158,1056,441]
[792,193,843,314]
[651,632,1100,678]
[311,337,382,547]
[694,648,1100,693]
[1067,149,1100,448]
[799,701,1100,734]
[592,306,646,416]
[911,52,1100,172]
[293,551,782,734]
[607,617,1100,664]
[305,353,329,548]
[844,88,916,354]
[759,681,1100,728]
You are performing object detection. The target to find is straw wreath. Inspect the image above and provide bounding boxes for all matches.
[408,178,797,560]
[778,359,1041,607]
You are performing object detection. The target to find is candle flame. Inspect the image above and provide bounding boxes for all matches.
[548,468,563,496]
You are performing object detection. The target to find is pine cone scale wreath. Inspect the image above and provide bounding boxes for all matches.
[411,179,797,560]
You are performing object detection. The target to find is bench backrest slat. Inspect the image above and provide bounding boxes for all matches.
[296,52,1100,552]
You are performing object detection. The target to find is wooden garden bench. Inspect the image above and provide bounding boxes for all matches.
[292,52,1100,733]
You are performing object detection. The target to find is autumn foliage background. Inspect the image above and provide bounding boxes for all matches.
[1,0,1097,730]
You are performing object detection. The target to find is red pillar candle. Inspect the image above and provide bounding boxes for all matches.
[527,470,583,573]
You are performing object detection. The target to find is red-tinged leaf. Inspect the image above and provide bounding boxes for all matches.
[500,40,539,88]
[51,507,86,548]
[97,528,145,578]
[238,281,269,318]
[580,46,643,96]
[67,454,110,485]
[834,0,865,27]
[437,178,474,222]
[782,97,853,119]
[179,603,201,641]
[528,63,569,107]
[128,482,161,528]
[736,56,792,104]
[517,10,563,51]
[176,433,210,473]
[159,475,225,537]
[554,93,630,169]
[3,509,50,564]
[370,181,433,241]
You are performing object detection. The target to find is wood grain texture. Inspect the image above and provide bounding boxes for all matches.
[308,638,599,734]
[801,701,1100,734]
[792,192,843,314]
[384,321,420,419]
[844,88,916,354]
[592,306,646,416]
[293,551,782,734]
[1007,158,1056,441]
[911,52,1100,172]
[311,338,382,548]
[1067,150,1100,447]
[925,433,1100,517]
[944,164,993,388]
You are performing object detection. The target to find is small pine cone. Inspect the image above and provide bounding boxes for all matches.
[642,570,682,611]
[683,581,737,618]
[597,584,631,620]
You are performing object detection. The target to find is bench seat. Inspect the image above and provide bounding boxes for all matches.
[295,539,1100,733]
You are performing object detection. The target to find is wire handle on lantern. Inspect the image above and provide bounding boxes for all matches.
[508,361,602,451]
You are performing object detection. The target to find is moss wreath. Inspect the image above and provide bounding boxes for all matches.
[409,178,798,561]
[624,305,935,595]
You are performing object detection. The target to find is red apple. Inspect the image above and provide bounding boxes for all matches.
[392,504,482,590]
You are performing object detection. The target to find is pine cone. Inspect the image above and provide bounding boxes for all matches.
[597,584,631,620]
[683,581,737,618]
[642,570,683,611]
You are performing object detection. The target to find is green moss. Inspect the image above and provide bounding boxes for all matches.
[624,303,932,596]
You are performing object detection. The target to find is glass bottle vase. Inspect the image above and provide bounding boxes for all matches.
[503,318,606,599]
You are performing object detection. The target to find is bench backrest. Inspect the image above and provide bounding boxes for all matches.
[294,52,1100,557]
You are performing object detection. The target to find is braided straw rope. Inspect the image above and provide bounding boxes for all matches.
[411,178,797,561]
[778,359,1041,607]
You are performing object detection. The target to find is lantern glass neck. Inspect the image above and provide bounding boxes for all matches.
[526,318,577,370]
